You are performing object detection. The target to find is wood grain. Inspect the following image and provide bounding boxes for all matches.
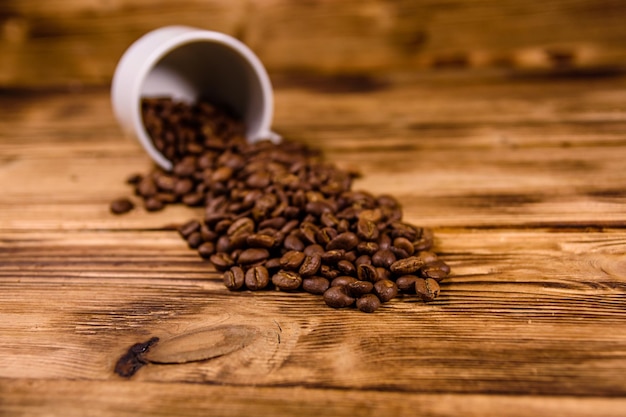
[2,1,626,87]
[1,73,626,415]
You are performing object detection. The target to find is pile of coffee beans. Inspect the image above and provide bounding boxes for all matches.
[111,97,450,313]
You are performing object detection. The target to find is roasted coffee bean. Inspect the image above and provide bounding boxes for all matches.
[396,275,419,292]
[265,257,282,270]
[245,266,270,291]
[299,254,322,277]
[415,278,440,301]
[321,249,345,264]
[356,294,381,313]
[413,228,434,251]
[144,197,164,211]
[182,192,204,206]
[390,222,417,241]
[323,286,355,308]
[377,233,392,250]
[355,255,372,267]
[331,276,358,287]
[337,260,356,276]
[376,267,391,281]
[320,211,339,228]
[357,264,378,282]
[357,241,379,255]
[137,177,157,197]
[303,244,325,257]
[246,233,276,248]
[272,270,302,291]
[280,250,306,270]
[155,192,177,203]
[178,220,201,239]
[186,232,203,249]
[417,251,438,264]
[200,224,218,242]
[197,242,216,259]
[216,235,231,253]
[223,266,245,290]
[371,249,396,269]
[327,232,359,251]
[238,248,270,264]
[315,227,337,246]
[393,237,415,256]
[419,261,450,281]
[284,234,305,251]
[227,217,255,237]
[356,218,379,241]
[390,256,425,275]
[302,276,330,295]
[320,265,340,280]
[210,253,235,272]
[259,216,287,230]
[373,279,398,303]
[346,280,374,297]
[110,197,134,214]
[343,250,357,263]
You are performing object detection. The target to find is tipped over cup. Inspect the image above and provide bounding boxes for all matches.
[111,25,279,171]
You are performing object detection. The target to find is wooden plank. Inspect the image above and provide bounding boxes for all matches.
[1,229,625,396]
[2,1,626,86]
[3,379,626,417]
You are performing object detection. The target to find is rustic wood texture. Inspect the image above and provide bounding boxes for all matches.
[2,0,626,87]
[1,73,626,416]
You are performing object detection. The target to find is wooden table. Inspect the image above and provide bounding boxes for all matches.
[1,73,626,416]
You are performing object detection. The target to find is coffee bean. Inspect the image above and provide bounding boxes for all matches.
[415,278,440,302]
[371,249,396,269]
[246,233,276,249]
[144,197,164,211]
[186,232,203,249]
[178,219,201,238]
[197,242,215,259]
[303,244,325,257]
[357,241,379,255]
[272,270,302,291]
[418,251,438,264]
[331,276,358,287]
[419,261,450,281]
[323,286,355,308]
[355,255,371,267]
[393,237,415,256]
[238,248,270,264]
[376,267,391,281]
[280,250,306,270]
[373,279,398,303]
[346,280,374,297]
[337,260,356,276]
[223,266,245,290]
[210,253,234,272]
[356,218,379,241]
[321,249,345,264]
[245,266,270,291]
[227,217,255,237]
[327,232,359,251]
[110,197,134,214]
[302,276,330,295]
[396,275,419,292]
[356,264,378,282]
[413,228,434,251]
[299,254,322,277]
[356,294,381,313]
[320,265,340,280]
[265,257,282,270]
[284,234,305,251]
[390,256,425,275]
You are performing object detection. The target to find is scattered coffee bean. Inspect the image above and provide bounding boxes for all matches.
[302,276,330,295]
[323,286,355,308]
[356,294,381,313]
[110,197,135,215]
[272,270,303,291]
[112,97,450,313]
[245,266,270,291]
[224,266,245,290]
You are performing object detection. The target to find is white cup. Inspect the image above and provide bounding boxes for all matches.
[111,25,279,171]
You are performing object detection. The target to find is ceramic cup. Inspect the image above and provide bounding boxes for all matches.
[111,25,279,170]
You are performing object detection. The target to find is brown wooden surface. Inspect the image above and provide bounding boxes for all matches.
[2,73,626,416]
[2,0,626,87]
